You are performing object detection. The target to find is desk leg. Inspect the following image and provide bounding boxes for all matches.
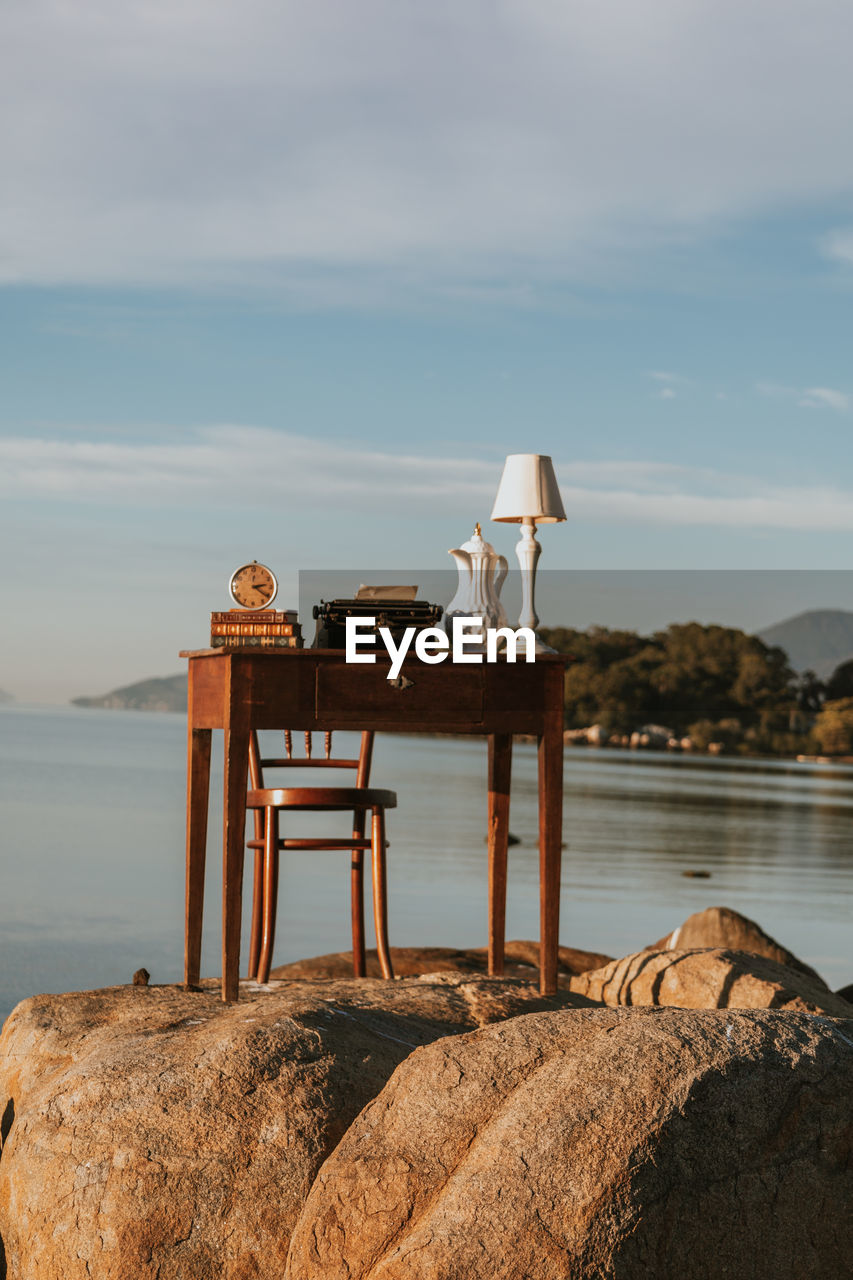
[538,685,564,996]
[487,733,512,976]
[185,727,211,988]
[222,726,250,1002]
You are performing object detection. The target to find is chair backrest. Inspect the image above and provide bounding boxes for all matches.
[249,730,375,790]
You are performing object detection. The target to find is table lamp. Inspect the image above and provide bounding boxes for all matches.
[490,453,566,645]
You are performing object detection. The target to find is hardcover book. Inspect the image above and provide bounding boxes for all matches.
[210,609,298,624]
[210,635,302,649]
[211,622,297,637]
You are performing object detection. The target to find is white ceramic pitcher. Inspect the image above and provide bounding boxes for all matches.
[445,523,509,642]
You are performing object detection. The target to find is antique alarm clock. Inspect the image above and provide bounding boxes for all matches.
[228,560,278,610]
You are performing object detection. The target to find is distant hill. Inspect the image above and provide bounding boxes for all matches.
[758,609,853,678]
[0,688,13,704]
[72,673,188,713]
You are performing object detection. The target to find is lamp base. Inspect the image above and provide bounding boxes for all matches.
[512,520,558,654]
[515,517,541,630]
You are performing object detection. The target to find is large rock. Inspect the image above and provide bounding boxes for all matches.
[271,940,612,982]
[286,1006,853,1279]
[649,905,827,986]
[0,976,589,1279]
[569,947,853,1016]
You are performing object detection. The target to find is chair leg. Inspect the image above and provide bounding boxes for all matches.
[351,812,367,977]
[256,808,279,985]
[371,807,394,980]
[247,846,264,980]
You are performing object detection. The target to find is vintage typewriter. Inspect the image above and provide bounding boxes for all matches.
[312,586,444,649]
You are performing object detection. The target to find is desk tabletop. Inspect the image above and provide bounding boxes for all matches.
[180,647,566,662]
[182,646,566,735]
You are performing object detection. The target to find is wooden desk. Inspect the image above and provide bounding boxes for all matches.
[181,648,566,1000]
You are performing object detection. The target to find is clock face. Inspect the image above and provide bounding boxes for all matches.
[229,561,278,609]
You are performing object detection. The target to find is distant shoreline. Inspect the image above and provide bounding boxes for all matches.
[50,701,853,767]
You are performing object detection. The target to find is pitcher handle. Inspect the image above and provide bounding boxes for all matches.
[494,555,508,593]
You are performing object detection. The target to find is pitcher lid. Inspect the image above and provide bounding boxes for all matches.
[455,522,499,555]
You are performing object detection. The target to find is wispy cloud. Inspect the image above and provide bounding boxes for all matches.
[798,387,849,411]
[756,381,848,411]
[0,429,504,513]
[4,2,853,288]
[4,427,853,531]
[646,371,683,400]
[820,227,853,266]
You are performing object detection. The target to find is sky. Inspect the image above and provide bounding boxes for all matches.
[2,0,853,702]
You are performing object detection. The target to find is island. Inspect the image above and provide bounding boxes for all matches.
[72,673,187,713]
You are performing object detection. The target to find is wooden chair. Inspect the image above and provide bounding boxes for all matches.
[245,729,396,984]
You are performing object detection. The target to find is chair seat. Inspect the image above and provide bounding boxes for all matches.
[246,786,397,811]
[248,836,387,851]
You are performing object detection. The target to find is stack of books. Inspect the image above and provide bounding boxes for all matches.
[210,610,303,649]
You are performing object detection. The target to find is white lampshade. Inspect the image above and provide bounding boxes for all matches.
[490,453,566,524]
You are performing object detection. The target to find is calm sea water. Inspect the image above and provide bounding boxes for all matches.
[1,704,851,1023]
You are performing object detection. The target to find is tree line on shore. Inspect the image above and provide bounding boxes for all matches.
[539,621,853,757]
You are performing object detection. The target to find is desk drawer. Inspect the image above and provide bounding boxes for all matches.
[316,664,484,725]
